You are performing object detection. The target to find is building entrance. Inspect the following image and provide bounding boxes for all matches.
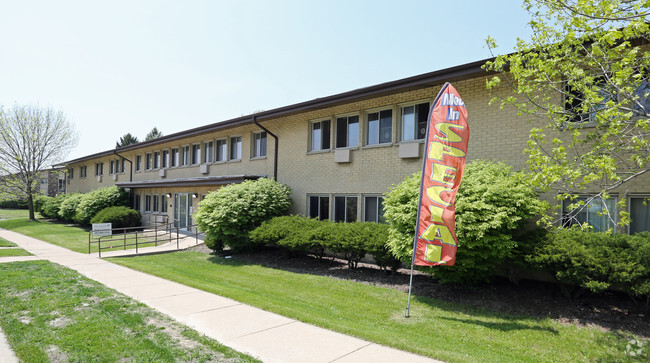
[173,193,192,230]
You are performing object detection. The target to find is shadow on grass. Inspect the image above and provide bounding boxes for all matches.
[437,316,559,334]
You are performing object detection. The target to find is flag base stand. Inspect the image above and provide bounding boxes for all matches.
[405,262,415,318]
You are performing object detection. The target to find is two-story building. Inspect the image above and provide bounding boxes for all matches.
[58,57,650,234]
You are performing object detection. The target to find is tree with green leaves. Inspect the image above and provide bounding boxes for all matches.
[145,127,163,141]
[0,104,78,220]
[115,133,139,148]
[485,0,650,228]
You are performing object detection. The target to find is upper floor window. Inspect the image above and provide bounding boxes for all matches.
[162,150,169,168]
[336,115,359,148]
[562,196,617,232]
[216,139,227,162]
[366,109,392,145]
[182,146,190,166]
[68,168,74,179]
[308,195,329,221]
[171,148,179,167]
[135,155,142,172]
[191,144,201,165]
[334,195,358,222]
[109,160,115,174]
[153,151,160,169]
[400,102,429,141]
[204,141,214,163]
[364,196,386,223]
[80,165,87,178]
[230,136,242,160]
[119,159,125,173]
[95,162,104,176]
[145,153,153,170]
[252,131,267,158]
[310,119,330,151]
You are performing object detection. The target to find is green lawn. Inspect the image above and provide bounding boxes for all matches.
[0,209,31,220]
[0,260,258,362]
[0,237,17,247]
[0,248,32,257]
[110,251,644,362]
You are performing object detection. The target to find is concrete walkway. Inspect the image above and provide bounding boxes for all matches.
[0,229,440,363]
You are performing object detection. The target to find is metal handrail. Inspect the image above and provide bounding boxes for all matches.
[89,223,201,257]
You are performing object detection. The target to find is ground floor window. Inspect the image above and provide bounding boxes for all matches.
[145,195,152,212]
[153,195,159,212]
[334,195,357,222]
[364,196,385,223]
[134,195,141,211]
[308,195,329,220]
[630,197,650,234]
[562,196,616,232]
[161,195,168,213]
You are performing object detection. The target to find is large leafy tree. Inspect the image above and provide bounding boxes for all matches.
[0,104,78,220]
[485,0,650,228]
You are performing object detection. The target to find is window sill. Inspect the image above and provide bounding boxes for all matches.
[397,140,425,145]
[307,149,331,155]
[362,142,393,149]
[228,159,242,163]
[250,156,267,161]
[213,160,226,165]
[334,146,359,151]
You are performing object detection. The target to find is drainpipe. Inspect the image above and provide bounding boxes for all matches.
[113,149,133,182]
[253,116,278,181]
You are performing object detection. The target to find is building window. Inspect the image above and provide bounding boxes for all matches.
[161,195,168,213]
[630,197,650,234]
[182,146,190,166]
[334,195,358,222]
[252,132,267,158]
[68,168,74,179]
[565,79,612,124]
[145,195,152,212]
[134,194,141,211]
[400,102,430,141]
[136,155,142,172]
[153,151,160,169]
[308,195,329,220]
[336,115,359,148]
[153,195,159,212]
[310,119,330,151]
[216,139,227,162]
[162,150,169,168]
[145,153,152,170]
[366,109,392,145]
[120,159,125,173]
[191,144,201,165]
[204,141,214,163]
[230,136,242,160]
[80,166,87,178]
[364,196,386,223]
[171,148,179,167]
[109,160,115,174]
[562,196,617,232]
[95,162,104,176]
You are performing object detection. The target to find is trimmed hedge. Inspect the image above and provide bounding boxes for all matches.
[75,186,130,225]
[90,206,142,229]
[250,216,401,271]
[0,199,28,209]
[529,229,650,301]
[195,178,292,252]
[58,193,84,222]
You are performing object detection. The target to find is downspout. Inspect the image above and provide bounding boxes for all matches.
[113,149,134,205]
[253,116,279,181]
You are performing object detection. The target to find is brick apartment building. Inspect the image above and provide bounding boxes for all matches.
[58,58,650,234]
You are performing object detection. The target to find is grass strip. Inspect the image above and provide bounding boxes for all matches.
[111,251,644,362]
[0,248,32,257]
[0,260,258,362]
[0,237,17,247]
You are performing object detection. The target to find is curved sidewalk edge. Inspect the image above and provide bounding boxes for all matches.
[0,228,442,363]
[0,326,18,363]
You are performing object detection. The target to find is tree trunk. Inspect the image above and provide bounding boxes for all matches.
[27,192,35,220]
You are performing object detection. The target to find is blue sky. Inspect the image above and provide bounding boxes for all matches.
[0,1,531,161]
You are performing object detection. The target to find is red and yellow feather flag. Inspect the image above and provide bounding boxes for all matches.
[412,82,469,266]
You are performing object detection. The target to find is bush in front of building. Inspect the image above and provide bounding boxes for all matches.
[58,193,84,222]
[195,178,292,252]
[528,229,650,301]
[384,160,548,285]
[75,186,130,225]
[0,198,28,209]
[39,193,72,219]
[90,206,142,229]
[249,215,323,255]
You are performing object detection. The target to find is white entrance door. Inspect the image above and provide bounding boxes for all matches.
[174,193,192,230]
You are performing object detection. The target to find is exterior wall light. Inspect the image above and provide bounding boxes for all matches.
[192,193,198,199]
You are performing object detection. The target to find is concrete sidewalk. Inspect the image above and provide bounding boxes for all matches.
[0,229,440,363]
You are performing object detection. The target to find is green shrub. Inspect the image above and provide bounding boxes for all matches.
[58,193,83,222]
[40,194,69,219]
[384,160,548,285]
[90,206,142,229]
[75,186,130,225]
[33,195,49,215]
[195,178,292,252]
[0,198,28,209]
[249,215,323,255]
[529,229,650,300]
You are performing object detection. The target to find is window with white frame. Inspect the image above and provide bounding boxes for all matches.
[161,195,168,213]
[68,168,74,179]
[204,141,214,163]
[80,165,87,178]
[162,150,169,168]
[171,148,179,167]
[562,196,617,232]
[364,196,386,223]
[216,139,227,162]
[109,160,115,174]
[336,115,359,148]
[191,144,200,165]
[136,155,142,172]
[120,159,125,173]
[145,195,152,212]
[310,119,330,151]
[308,195,329,220]
[95,162,104,176]
[334,195,358,222]
[400,102,430,141]
[630,196,650,234]
[145,153,152,170]
[366,109,392,145]
[252,131,267,158]
[182,146,190,166]
[230,136,242,160]
[134,194,141,211]
[153,151,160,169]
[153,195,159,212]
